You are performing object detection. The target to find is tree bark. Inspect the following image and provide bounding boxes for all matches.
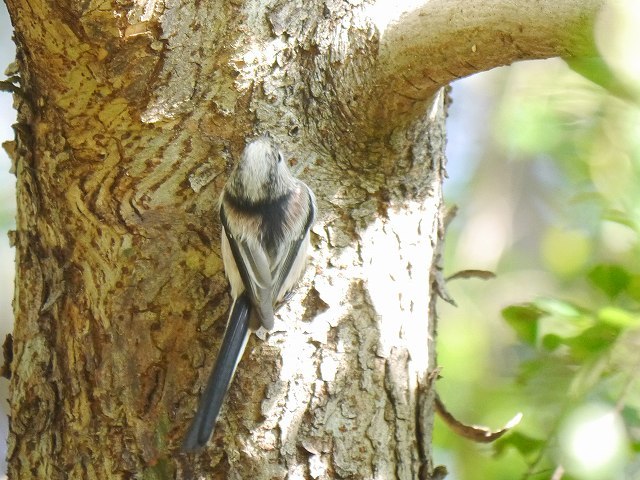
[3,0,602,478]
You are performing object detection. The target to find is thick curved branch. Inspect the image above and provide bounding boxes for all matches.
[369,0,604,132]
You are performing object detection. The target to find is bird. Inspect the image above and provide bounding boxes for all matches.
[181,135,316,452]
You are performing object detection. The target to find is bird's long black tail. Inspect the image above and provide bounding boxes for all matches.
[181,293,251,452]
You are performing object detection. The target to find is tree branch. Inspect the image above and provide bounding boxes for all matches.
[369,0,604,133]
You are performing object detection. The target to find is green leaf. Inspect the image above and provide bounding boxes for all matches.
[541,333,563,351]
[564,323,620,360]
[533,298,584,318]
[587,264,630,299]
[626,275,640,303]
[494,431,545,460]
[502,304,545,345]
[565,56,640,103]
[621,406,640,431]
[602,209,637,230]
[597,306,640,328]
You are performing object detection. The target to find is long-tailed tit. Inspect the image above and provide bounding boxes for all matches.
[181,136,316,452]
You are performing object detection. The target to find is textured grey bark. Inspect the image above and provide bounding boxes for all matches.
[3,0,603,478]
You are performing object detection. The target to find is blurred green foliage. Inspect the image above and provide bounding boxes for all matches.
[437,8,640,478]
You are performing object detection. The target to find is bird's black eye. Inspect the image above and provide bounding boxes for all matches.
[277,152,283,163]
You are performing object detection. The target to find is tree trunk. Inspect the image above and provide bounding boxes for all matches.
[3,0,602,478]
